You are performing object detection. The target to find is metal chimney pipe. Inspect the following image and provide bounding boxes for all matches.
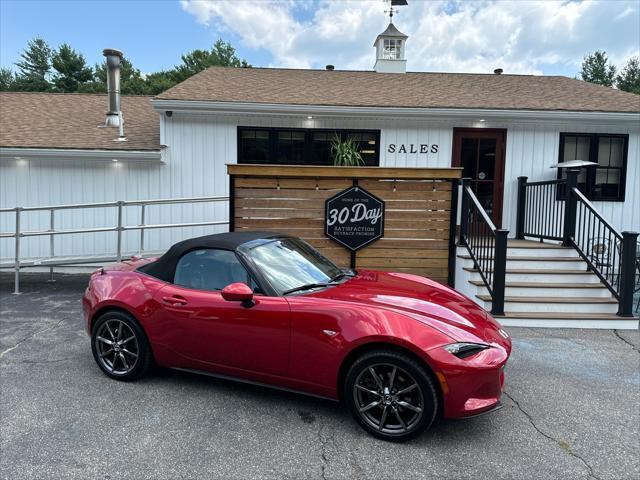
[103,48,123,127]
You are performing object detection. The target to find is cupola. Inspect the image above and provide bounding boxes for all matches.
[373,22,408,73]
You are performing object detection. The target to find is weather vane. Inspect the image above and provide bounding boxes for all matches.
[384,0,408,21]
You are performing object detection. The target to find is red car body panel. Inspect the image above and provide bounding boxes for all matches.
[83,259,511,418]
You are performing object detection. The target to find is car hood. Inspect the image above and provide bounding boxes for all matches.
[309,269,510,348]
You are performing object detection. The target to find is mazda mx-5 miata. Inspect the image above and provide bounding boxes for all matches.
[83,231,511,441]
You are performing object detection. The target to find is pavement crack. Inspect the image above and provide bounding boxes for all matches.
[1,357,80,366]
[317,423,335,480]
[0,317,67,360]
[613,329,639,354]
[503,391,602,480]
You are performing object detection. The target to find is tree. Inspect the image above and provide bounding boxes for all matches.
[51,44,93,92]
[5,37,249,94]
[580,51,616,87]
[82,57,147,94]
[13,37,52,91]
[173,39,249,82]
[616,56,640,95]
[0,68,15,91]
[143,70,178,95]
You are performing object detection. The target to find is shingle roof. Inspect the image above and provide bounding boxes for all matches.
[0,92,160,151]
[157,67,640,113]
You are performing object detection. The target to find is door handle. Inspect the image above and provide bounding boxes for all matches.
[162,295,188,306]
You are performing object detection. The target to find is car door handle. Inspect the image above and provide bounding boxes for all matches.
[162,295,188,306]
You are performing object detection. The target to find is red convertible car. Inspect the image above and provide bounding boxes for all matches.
[83,232,511,441]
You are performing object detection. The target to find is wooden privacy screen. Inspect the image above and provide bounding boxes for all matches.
[228,165,462,285]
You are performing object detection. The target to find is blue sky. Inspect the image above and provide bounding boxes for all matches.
[1,0,639,77]
[0,0,264,74]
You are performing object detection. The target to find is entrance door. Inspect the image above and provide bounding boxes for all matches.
[452,128,506,227]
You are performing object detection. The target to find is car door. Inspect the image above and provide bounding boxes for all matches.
[153,248,291,376]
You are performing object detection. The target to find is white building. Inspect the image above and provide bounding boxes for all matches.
[1,21,639,266]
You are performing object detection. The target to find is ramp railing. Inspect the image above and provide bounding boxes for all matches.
[0,195,229,294]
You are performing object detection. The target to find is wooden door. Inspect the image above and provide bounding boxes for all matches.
[452,128,506,227]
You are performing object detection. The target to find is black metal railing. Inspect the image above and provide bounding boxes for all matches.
[515,176,565,242]
[571,187,638,316]
[516,168,639,317]
[459,178,508,316]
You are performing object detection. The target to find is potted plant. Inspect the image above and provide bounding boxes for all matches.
[330,133,364,166]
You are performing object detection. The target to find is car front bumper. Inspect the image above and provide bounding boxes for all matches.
[427,344,509,419]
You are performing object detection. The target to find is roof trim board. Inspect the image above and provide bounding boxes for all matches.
[0,147,163,162]
[152,99,640,124]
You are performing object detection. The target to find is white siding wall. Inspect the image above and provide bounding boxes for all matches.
[1,111,638,261]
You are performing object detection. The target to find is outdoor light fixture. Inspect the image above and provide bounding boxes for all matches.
[307,116,313,119]
[111,158,119,163]
[479,119,486,122]
[551,160,597,169]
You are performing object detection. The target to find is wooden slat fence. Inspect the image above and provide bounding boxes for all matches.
[228,165,462,285]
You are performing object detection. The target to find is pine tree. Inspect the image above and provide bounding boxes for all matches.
[580,51,616,87]
[51,44,93,92]
[0,68,15,91]
[14,37,52,91]
[173,39,249,82]
[615,56,640,95]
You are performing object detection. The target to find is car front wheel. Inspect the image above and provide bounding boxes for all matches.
[344,350,438,441]
[91,311,153,381]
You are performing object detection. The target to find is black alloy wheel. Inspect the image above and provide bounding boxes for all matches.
[345,350,438,441]
[91,311,153,381]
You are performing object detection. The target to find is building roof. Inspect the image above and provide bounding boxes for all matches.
[0,92,161,151]
[157,67,640,114]
[374,22,408,45]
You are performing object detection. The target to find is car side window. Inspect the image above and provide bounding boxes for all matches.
[174,249,260,292]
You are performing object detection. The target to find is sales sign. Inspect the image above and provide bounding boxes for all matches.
[325,186,385,251]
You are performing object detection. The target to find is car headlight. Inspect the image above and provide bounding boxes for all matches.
[443,342,490,359]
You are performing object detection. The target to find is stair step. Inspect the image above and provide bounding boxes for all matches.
[469,280,607,289]
[496,312,638,330]
[476,295,617,304]
[502,312,623,319]
[458,254,582,262]
[506,240,565,249]
[463,267,593,274]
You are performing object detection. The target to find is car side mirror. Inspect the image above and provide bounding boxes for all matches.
[221,282,254,303]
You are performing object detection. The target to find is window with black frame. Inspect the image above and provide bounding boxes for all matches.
[237,127,380,166]
[558,133,628,201]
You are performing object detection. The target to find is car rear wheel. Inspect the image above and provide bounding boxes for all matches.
[91,311,153,381]
[344,350,438,441]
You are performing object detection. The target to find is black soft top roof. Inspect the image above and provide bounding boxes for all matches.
[140,231,283,282]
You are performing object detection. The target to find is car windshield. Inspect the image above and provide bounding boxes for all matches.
[246,238,343,295]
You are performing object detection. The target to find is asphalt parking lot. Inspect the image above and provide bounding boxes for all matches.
[1,273,639,480]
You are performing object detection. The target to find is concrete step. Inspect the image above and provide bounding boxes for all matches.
[476,295,619,314]
[463,267,602,284]
[496,312,638,330]
[468,280,613,298]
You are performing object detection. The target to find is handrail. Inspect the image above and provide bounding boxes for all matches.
[571,186,638,316]
[458,178,508,316]
[0,195,229,213]
[515,176,565,241]
[465,188,497,231]
[0,194,230,294]
[515,169,638,317]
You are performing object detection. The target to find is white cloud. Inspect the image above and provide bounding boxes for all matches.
[181,0,640,75]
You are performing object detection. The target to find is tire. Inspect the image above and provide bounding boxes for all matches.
[344,350,438,442]
[91,310,153,381]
